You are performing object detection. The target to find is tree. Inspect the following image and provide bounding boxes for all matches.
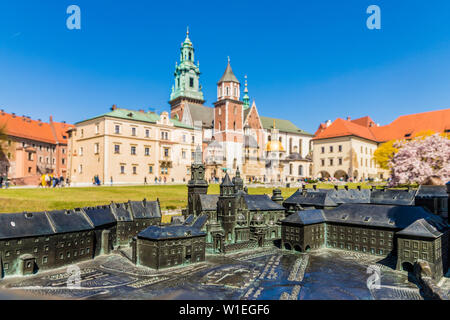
[374,130,447,170]
[388,134,450,186]
[373,140,399,170]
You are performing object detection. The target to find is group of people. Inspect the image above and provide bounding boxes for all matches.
[40,174,69,188]
[0,176,9,189]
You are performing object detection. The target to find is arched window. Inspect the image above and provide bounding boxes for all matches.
[226,87,229,96]
[233,121,236,131]
[219,121,222,131]
[188,52,192,60]
[299,165,303,176]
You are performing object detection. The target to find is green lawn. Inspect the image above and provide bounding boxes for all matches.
[0,182,376,213]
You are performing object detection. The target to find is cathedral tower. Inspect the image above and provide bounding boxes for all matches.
[232,166,244,193]
[187,145,208,216]
[217,172,237,244]
[169,28,205,120]
[213,58,244,172]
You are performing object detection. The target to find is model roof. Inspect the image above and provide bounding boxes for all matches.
[396,218,443,238]
[243,194,285,211]
[284,189,338,207]
[282,209,326,225]
[110,202,133,222]
[45,209,93,233]
[138,225,206,240]
[370,188,417,205]
[198,194,220,211]
[324,203,446,230]
[82,205,117,227]
[416,185,448,198]
[129,200,161,219]
[0,212,55,240]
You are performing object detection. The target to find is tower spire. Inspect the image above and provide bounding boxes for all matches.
[169,29,204,104]
[243,75,250,109]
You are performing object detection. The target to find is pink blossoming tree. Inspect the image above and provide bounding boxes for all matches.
[388,134,450,186]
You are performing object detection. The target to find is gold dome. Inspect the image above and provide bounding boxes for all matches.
[265,140,285,152]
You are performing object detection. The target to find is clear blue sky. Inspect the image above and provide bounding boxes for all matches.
[1,0,450,133]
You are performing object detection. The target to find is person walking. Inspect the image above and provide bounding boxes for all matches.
[144,177,147,185]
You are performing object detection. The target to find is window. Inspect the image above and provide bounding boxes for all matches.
[94,143,99,154]
[145,129,150,138]
[149,166,153,174]
[145,147,150,156]
[115,125,120,134]
[329,159,333,166]
[182,150,186,159]
[161,131,169,140]
[79,164,83,174]
[189,77,194,87]
[95,124,99,134]
[321,159,325,166]
[164,148,169,157]
[79,147,83,156]
[321,147,325,154]
[191,135,195,143]
[131,146,136,155]
[330,146,333,153]
[131,127,136,136]
[120,165,125,174]
[338,145,342,152]
[114,145,120,154]
[132,166,137,175]
[338,158,342,165]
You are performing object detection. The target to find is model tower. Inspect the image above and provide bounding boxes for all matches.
[187,145,208,216]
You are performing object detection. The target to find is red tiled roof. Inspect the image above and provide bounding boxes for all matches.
[0,111,73,144]
[313,108,450,142]
[351,116,376,128]
[371,109,450,142]
[313,118,377,141]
